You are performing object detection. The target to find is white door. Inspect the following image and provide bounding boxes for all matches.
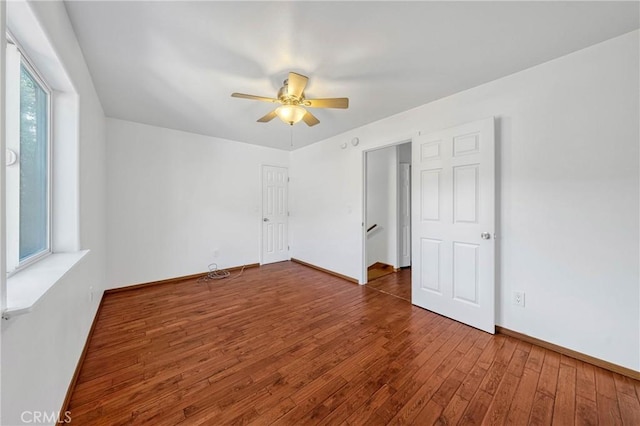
[262,165,289,264]
[411,118,495,333]
[398,163,411,268]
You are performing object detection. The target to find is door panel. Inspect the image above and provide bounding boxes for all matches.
[411,118,495,333]
[421,170,441,221]
[454,165,479,223]
[262,166,289,264]
[452,242,479,304]
[420,238,441,293]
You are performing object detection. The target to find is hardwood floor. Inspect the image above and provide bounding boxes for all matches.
[68,261,640,425]
[367,262,396,282]
[366,267,411,302]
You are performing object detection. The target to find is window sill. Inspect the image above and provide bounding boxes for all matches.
[3,250,89,319]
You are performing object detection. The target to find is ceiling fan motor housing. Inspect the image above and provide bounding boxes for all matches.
[277,81,303,105]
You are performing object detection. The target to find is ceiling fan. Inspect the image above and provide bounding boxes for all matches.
[231,72,349,127]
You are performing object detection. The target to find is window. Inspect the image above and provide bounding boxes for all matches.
[19,64,50,261]
[6,41,51,273]
[3,4,82,316]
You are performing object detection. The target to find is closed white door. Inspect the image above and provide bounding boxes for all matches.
[262,166,289,264]
[411,118,495,333]
[398,163,411,268]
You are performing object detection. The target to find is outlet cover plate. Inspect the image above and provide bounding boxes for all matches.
[513,291,525,307]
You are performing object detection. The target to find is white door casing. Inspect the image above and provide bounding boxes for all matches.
[262,165,289,264]
[398,163,411,268]
[411,117,495,333]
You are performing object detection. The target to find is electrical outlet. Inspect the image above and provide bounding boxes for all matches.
[513,291,525,307]
[213,249,219,258]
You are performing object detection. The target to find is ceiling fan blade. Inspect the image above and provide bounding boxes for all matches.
[287,72,308,98]
[304,98,349,109]
[257,110,278,123]
[232,93,278,103]
[302,110,320,127]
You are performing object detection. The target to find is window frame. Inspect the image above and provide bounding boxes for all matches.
[3,1,83,317]
[6,33,53,275]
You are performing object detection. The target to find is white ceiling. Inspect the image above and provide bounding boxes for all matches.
[64,1,639,150]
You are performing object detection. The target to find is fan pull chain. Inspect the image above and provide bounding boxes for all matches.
[290,125,294,148]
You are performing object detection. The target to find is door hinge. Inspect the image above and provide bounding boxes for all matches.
[287,177,290,182]
[288,211,290,216]
[288,245,290,251]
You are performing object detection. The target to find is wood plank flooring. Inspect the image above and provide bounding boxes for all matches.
[68,261,640,425]
[367,262,396,282]
[366,267,411,302]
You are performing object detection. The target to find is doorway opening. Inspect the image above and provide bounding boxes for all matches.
[362,141,412,301]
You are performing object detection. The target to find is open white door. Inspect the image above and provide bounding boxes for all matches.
[411,118,495,333]
[398,163,411,268]
[262,165,289,264]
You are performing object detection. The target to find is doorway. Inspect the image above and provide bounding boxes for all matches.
[363,142,412,300]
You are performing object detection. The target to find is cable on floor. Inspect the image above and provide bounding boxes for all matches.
[197,263,246,283]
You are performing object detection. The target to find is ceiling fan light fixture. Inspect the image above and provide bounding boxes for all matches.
[231,72,348,127]
[275,104,307,125]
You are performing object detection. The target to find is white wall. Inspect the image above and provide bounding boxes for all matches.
[106,119,289,288]
[1,2,107,425]
[291,31,640,371]
[366,146,397,268]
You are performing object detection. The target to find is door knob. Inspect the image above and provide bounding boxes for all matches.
[481,232,491,240]
[263,218,270,222]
